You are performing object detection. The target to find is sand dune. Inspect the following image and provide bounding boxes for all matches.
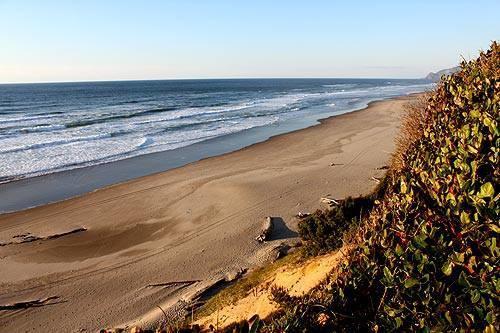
[0,95,415,332]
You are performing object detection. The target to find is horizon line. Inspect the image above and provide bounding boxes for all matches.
[0,75,430,85]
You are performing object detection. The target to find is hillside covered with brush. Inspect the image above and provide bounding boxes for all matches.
[262,42,499,332]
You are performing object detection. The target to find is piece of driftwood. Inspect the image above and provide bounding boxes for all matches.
[145,280,201,289]
[370,176,382,183]
[225,267,247,282]
[255,217,274,242]
[320,197,340,206]
[273,243,292,261]
[295,211,311,219]
[0,228,87,247]
[45,227,87,240]
[0,296,60,310]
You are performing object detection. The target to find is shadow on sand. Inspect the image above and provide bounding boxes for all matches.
[270,217,298,241]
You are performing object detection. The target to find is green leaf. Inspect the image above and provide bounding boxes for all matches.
[400,179,408,194]
[413,235,428,249]
[446,192,457,205]
[460,211,470,224]
[486,311,494,324]
[452,251,464,263]
[445,311,452,323]
[488,223,500,233]
[470,109,481,118]
[488,237,497,255]
[404,278,419,288]
[384,266,393,282]
[478,182,494,198]
[470,290,480,303]
[458,271,469,287]
[395,244,404,256]
[442,261,453,276]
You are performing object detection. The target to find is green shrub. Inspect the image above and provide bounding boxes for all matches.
[298,176,390,256]
[270,42,499,332]
[298,195,375,256]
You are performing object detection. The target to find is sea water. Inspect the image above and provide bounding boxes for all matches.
[0,78,432,183]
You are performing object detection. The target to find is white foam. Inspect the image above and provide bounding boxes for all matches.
[0,82,434,181]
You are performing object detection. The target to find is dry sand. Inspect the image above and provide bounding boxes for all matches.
[0,95,415,332]
[195,248,349,329]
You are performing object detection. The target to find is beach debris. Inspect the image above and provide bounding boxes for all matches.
[1,233,42,245]
[370,176,382,183]
[45,227,87,240]
[330,162,344,166]
[272,243,292,261]
[376,165,389,170]
[320,196,340,206]
[145,280,201,289]
[296,211,311,218]
[225,267,248,282]
[284,240,303,256]
[12,233,31,239]
[0,228,87,247]
[20,235,43,243]
[255,217,274,243]
[295,211,311,219]
[0,296,60,310]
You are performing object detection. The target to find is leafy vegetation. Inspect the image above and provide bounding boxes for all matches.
[298,175,390,256]
[298,195,375,256]
[266,41,499,332]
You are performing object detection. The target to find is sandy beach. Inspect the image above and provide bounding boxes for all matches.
[0,95,415,332]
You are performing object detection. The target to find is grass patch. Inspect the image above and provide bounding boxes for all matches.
[194,250,304,320]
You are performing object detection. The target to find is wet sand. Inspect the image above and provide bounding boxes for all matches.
[0,95,415,332]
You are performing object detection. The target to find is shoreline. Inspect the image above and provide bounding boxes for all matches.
[0,93,422,214]
[0,94,419,332]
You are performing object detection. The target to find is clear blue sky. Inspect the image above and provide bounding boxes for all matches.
[0,0,498,83]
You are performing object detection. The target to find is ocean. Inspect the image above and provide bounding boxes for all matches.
[0,79,431,184]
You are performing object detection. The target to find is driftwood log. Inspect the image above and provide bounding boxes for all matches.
[255,217,274,242]
[295,211,311,219]
[0,296,60,310]
[273,243,291,261]
[225,267,248,282]
[320,197,340,206]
